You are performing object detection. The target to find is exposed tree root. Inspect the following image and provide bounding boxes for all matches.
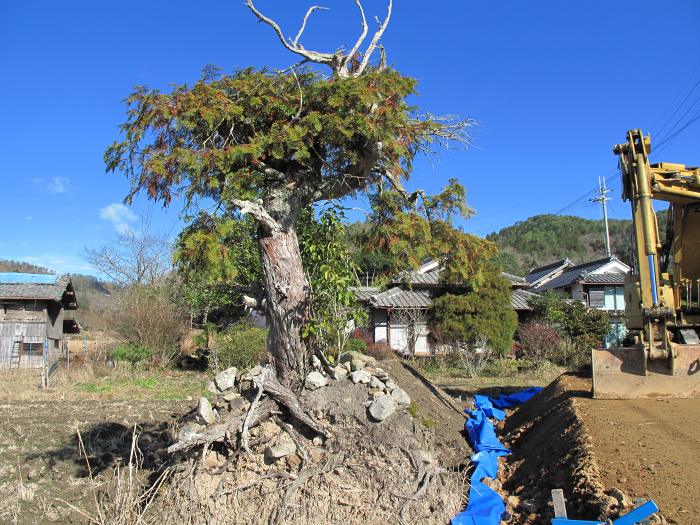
[268,452,346,525]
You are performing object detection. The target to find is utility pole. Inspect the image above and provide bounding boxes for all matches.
[590,176,612,257]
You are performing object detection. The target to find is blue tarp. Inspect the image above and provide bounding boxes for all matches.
[489,387,543,409]
[452,388,543,525]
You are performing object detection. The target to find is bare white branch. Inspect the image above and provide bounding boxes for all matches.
[230,197,281,232]
[245,0,392,79]
[340,0,368,74]
[357,0,392,75]
[293,6,329,46]
[245,0,336,68]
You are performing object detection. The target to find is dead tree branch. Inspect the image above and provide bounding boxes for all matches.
[245,0,392,78]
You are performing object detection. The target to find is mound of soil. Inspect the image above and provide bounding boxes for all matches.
[157,361,471,525]
[500,374,608,524]
[501,373,697,525]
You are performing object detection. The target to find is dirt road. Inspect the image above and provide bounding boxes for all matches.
[578,397,700,525]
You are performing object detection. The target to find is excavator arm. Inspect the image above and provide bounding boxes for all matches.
[592,129,700,398]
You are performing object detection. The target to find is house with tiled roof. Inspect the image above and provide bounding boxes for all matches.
[526,255,631,346]
[0,273,79,367]
[354,260,539,356]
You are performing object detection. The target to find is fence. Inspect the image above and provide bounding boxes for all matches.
[0,335,118,371]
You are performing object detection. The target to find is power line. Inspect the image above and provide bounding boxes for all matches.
[650,60,700,137]
[653,76,700,142]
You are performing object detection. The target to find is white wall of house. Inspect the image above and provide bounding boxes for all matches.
[373,310,388,344]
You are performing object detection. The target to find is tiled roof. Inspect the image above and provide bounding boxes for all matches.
[502,272,526,285]
[0,273,73,303]
[511,289,539,310]
[369,287,432,309]
[393,270,439,286]
[352,286,381,302]
[580,273,626,285]
[525,259,571,284]
[534,257,626,292]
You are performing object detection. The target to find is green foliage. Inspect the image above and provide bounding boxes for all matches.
[356,185,493,284]
[532,292,610,345]
[112,344,153,367]
[105,67,449,209]
[298,206,366,356]
[430,266,518,357]
[174,213,260,319]
[488,212,668,275]
[209,322,268,372]
[530,292,610,368]
[346,338,368,354]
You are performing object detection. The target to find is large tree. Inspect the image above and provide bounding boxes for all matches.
[105,1,472,389]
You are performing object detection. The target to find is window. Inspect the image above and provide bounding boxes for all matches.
[603,286,625,311]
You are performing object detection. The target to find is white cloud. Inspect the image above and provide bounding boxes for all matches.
[48,176,70,193]
[100,203,138,234]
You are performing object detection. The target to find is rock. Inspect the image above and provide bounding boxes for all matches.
[305,371,328,390]
[351,359,365,371]
[368,393,397,421]
[178,421,205,441]
[265,433,297,461]
[311,355,322,370]
[350,370,371,384]
[507,495,520,508]
[385,380,397,391]
[331,366,348,380]
[223,391,241,402]
[607,487,631,508]
[207,381,219,394]
[520,499,538,513]
[312,436,323,446]
[214,367,238,392]
[343,362,352,372]
[391,386,411,406]
[197,397,216,425]
[339,350,377,368]
[369,376,386,390]
[415,451,433,464]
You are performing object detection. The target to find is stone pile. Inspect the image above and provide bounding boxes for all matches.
[304,350,411,422]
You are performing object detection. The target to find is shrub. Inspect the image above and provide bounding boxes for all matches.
[111,285,189,364]
[363,342,397,362]
[516,321,561,362]
[346,338,368,354]
[208,322,268,373]
[112,344,153,368]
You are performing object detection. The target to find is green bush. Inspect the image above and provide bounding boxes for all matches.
[209,322,268,372]
[346,338,368,354]
[112,344,153,367]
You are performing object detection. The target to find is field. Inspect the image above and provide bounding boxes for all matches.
[0,367,205,524]
[0,361,696,524]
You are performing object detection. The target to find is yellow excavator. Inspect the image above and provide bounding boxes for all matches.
[592,129,700,398]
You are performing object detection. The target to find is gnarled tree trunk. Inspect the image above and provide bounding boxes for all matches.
[258,224,310,390]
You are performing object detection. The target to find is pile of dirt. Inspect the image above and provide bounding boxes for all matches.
[500,374,609,524]
[156,359,471,525]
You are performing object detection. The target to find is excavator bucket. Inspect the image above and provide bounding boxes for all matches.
[592,345,700,399]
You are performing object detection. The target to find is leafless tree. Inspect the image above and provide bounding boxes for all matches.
[83,220,171,287]
[390,308,428,356]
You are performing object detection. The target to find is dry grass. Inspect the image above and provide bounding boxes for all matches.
[56,426,170,525]
[0,365,208,402]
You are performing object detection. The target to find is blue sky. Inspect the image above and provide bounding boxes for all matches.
[1,1,699,275]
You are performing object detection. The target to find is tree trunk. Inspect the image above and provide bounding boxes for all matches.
[258,225,310,390]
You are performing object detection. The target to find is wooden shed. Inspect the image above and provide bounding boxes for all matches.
[0,273,78,367]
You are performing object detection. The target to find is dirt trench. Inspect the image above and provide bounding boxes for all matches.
[500,373,700,525]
